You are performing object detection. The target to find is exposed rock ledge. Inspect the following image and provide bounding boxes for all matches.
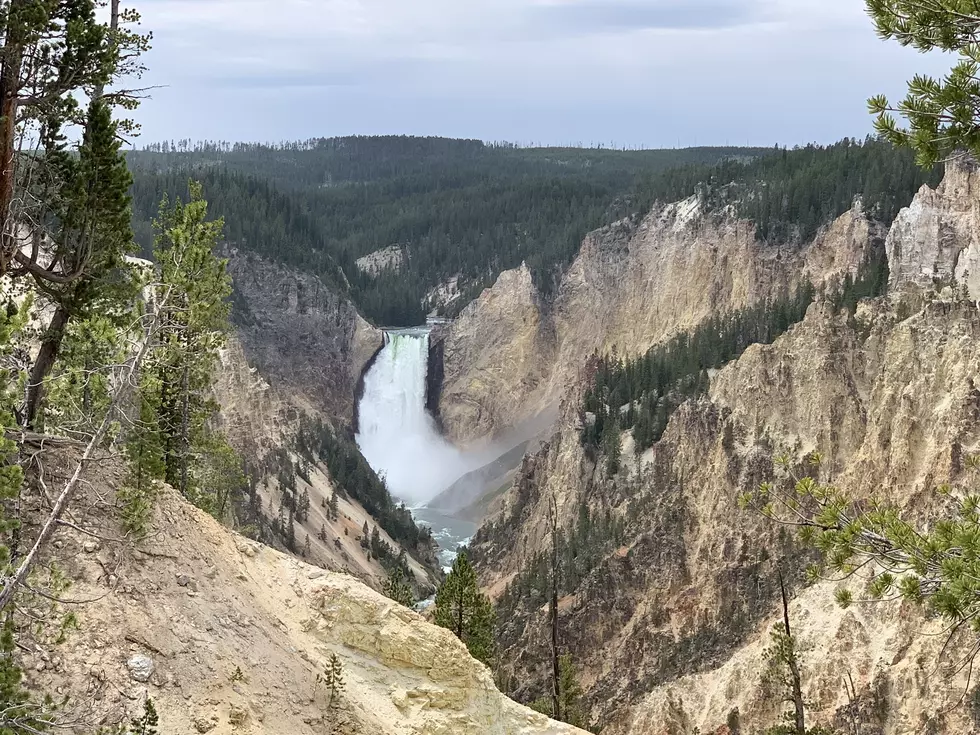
[29,475,585,735]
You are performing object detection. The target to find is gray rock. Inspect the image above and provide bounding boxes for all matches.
[127,654,154,683]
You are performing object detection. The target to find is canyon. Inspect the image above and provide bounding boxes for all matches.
[444,156,980,732]
[33,150,978,734]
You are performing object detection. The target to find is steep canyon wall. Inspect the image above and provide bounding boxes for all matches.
[464,159,980,733]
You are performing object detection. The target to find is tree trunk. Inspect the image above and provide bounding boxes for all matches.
[179,358,189,495]
[0,0,27,274]
[780,573,806,735]
[550,495,561,722]
[24,304,71,428]
[456,590,464,639]
[92,0,119,102]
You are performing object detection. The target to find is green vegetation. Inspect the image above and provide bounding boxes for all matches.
[633,137,941,244]
[128,137,936,328]
[294,416,434,559]
[866,1,980,166]
[317,654,346,709]
[383,566,416,609]
[581,283,816,456]
[495,502,625,656]
[127,140,772,325]
[434,551,497,666]
[129,699,159,735]
[530,654,587,729]
[582,234,892,460]
[744,452,980,649]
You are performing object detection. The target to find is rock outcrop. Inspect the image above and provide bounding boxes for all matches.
[224,248,381,432]
[440,265,557,447]
[467,162,980,733]
[356,244,406,275]
[439,198,878,446]
[24,460,583,735]
[213,251,435,589]
[887,154,980,299]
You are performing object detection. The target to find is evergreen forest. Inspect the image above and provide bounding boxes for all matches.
[126,139,773,325]
[127,136,939,326]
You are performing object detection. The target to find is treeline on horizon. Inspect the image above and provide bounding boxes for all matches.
[128,135,939,326]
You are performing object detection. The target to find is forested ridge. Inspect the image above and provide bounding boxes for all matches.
[127,139,773,325]
[128,136,939,327]
[634,137,941,243]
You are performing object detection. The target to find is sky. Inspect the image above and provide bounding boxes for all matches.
[130,0,954,148]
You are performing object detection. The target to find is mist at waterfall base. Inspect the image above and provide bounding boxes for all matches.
[355,329,481,564]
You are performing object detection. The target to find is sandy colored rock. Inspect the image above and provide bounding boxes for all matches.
[24,468,584,735]
[887,154,980,298]
[469,161,980,733]
[439,197,876,446]
[356,245,406,276]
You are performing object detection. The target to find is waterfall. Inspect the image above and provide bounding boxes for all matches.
[356,328,471,506]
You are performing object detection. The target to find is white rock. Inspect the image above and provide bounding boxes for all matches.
[127,654,154,683]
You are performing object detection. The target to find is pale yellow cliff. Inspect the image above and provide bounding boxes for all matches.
[439,195,876,446]
[467,160,980,733]
[25,469,586,735]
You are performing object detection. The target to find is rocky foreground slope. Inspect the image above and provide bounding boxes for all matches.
[23,457,584,735]
[459,158,980,733]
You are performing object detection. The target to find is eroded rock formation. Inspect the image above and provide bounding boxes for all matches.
[466,161,980,733]
[439,196,878,446]
[25,465,583,735]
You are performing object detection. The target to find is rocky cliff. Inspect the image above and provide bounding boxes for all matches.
[467,159,980,733]
[22,455,584,735]
[223,247,381,437]
[213,251,438,590]
[887,153,980,299]
[439,195,878,446]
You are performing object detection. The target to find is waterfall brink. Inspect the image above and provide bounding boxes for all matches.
[356,328,471,506]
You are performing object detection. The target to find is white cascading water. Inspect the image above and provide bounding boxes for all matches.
[356,328,472,506]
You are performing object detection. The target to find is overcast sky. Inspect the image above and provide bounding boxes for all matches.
[131,0,952,148]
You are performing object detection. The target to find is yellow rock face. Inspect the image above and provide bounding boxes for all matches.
[439,196,875,447]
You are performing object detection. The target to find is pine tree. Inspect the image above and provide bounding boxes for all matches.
[866,0,980,166]
[742,452,980,661]
[530,655,586,728]
[0,618,29,729]
[383,566,415,608]
[434,551,496,666]
[317,654,345,709]
[329,491,339,522]
[144,181,232,499]
[129,698,159,735]
[119,386,166,539]
[760,575,807,735]
[25,100,140,429]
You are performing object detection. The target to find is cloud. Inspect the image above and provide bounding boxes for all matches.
[127,0,955,147]
[531,0,762,33]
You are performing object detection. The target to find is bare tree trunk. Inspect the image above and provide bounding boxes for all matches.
[780,573,806,735]
[0,0,27,274]
[24,304,70,428]
[456,589,464,639]
[179,359,189,495]
[0,297,165,612]
[549,495,560,722]
[92,0,120,102]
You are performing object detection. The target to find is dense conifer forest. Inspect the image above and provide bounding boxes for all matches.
[128,136,939,326]
[127,138,771,325]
